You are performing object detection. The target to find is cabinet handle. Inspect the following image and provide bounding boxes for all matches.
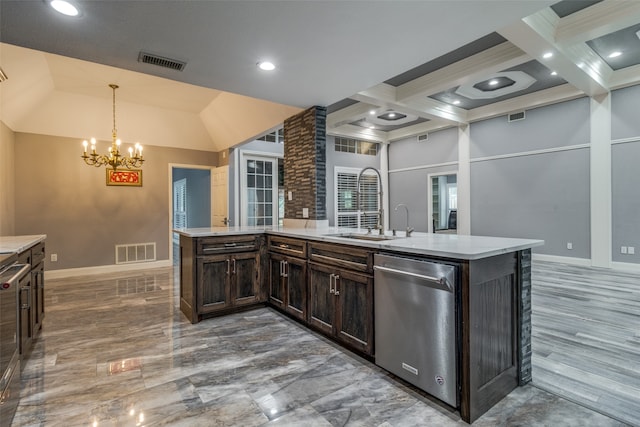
[21,287,31,309]
[279,243,290,249]
[224,242,237,247]
[232,258,236,274]
[226,259,231,276]
[329,274,335,294]
[334,275,340,296]
[282,261,288,278]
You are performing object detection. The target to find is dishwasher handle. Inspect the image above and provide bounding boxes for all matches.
[374,265,449,288]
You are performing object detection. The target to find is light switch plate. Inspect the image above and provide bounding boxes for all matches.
[566,242,573,250]
[621,246,628,254]
[629,246,635,255]
[288,191,293,201]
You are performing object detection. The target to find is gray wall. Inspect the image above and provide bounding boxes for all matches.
[611,84,640,263]
[325,135,380,226]
[470,97,591,258]
[14,132,218,270]
[172,168,211,228]
[388,127,458,232]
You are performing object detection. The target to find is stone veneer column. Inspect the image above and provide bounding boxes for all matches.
[283,106,328,228]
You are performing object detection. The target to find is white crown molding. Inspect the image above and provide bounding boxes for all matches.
[466,83,584,123]
[396,42,530,102]
[554,1,640,46]
[326,123,388,143]
[387,119,452,142]
[609,64,640,90]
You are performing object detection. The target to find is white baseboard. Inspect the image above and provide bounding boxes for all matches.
[533,254,640,272]
[611,261,640,272]
[45,260,173,280]
[532,253,592,266]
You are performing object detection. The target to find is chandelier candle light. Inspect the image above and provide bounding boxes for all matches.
[81,84,144,171]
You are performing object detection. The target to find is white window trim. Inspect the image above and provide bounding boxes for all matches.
[240,152,280,227]
[334,166,380,229]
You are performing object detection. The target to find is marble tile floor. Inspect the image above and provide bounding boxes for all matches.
[12,267,628,426]
[531,261,640,427]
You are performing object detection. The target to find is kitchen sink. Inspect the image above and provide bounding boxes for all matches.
[324,232,398,241]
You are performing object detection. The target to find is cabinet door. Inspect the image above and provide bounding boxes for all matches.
[197,255,231,313]
[308,263,335,335]
[232,252,260,306]
[19,272,33,358]
[335,270,374,355]
[268,254,286,309]
[285,257,307,322]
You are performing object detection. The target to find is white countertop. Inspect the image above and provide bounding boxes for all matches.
[0,235,47,254]
[174,227,543,260]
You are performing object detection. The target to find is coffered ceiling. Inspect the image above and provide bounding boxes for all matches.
[1,1,639,151]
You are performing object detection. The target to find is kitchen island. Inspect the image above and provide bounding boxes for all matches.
[175,226,542,423]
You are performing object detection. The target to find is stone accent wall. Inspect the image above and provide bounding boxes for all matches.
[283,106,327,220]
[518,248,532,385]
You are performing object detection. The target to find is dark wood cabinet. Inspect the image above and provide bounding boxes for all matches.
[180,234,262,323]
[268,236,307,322]
[17,241,45,362]
[307,242,374,356]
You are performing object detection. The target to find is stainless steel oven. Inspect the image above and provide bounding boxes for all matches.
[0,253,30,426]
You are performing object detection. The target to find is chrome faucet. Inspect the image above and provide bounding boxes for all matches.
[394,203,413,237]
[357,167,384,235]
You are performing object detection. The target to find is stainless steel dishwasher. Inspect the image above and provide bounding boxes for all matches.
[374,253,458,407]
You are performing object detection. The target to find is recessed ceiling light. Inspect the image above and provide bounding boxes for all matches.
[452,100,461,105]
[550,71,558,76]
[608,51,622,59]
[488,79,499,86]
[50,0,79,16]
[388,112,396,118]
[543,52,553,59]
[370,125,375,129]
[257,61,275,71]
[369,110,376,115]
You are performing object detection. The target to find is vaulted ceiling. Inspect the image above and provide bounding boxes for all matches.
[1,1,639,152]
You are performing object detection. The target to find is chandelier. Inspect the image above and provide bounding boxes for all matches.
[81,84,144,171]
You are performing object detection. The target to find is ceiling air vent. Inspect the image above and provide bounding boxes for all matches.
[138,51,186,71]
[417,133,429,142]
[508,111,525,122]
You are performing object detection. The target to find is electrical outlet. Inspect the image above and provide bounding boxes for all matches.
[629,246,635,255]
[566,242,573,250]
[302,208,309,218]
[621,246,628,254]
[288,191,293,201]
[51,253,58,262]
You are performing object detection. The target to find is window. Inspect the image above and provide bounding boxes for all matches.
[335,167,380,228]
[334,137,378,156]
[242,156,278,226]
[256,128,284,144]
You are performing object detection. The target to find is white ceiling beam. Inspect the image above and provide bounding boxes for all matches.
[387,120,452,143]
[500,9,610,96]
[467,83,585,123]
[555,0,640,46]
[326,124,388,144]
[609,64,640,90]
[353,83,468,124]
[396,42,530,101]
[327,101,377,128]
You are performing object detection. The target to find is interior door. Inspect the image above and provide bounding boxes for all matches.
[212,166,229,226]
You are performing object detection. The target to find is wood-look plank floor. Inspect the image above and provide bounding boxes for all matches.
[532,261,640,427]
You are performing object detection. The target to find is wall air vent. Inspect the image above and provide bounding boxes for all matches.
[417,133,429,142]
[508,111,525,122]
[138,51,186,71]
[115,242,156,265]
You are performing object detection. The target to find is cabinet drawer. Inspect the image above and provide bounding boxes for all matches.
[18,249,31,266]
[308,242,373,274]
[197,235,259,255]
[267,236,307,258]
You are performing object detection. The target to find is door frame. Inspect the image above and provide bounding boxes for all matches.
[168,163,217,263]
[239,151,281,227]
[427,170,458,234]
